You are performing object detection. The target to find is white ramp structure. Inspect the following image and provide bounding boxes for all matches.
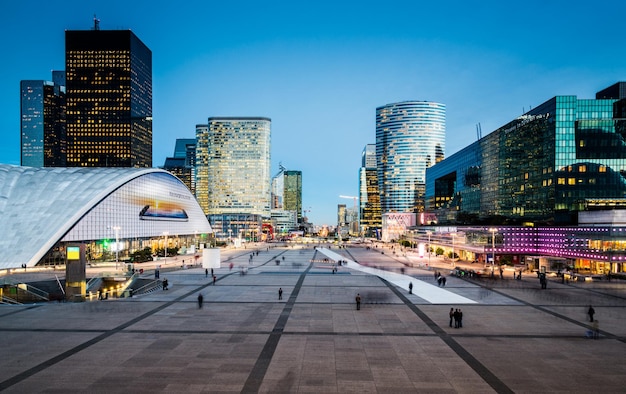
[318,248,476,304]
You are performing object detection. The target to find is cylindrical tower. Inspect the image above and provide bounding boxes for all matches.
[376,101,445,214]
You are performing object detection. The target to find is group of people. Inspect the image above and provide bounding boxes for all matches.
[449,308,463,328]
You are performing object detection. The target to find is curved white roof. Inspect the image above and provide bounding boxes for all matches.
[0,165,211,269]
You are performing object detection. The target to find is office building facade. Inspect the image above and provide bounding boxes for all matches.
[20,78,66,167]
[359,144,381,237]
[163,138,196,194]
[283,170,302,223]
[65,29,152,167]
[426,82,626,225]
[376,101,445,214]
[196,117,271,238]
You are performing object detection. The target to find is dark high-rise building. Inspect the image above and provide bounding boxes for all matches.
[20,77,66,167]
[65,28,152,167]
[163,138,197,194]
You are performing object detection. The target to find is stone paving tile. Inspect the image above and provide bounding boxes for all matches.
[2,246,626,393]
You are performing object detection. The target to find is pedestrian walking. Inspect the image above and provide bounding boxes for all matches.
[356,293,361,310]
[409,282,413,294]
[278,287,283,300]
[205,268,208,278]
[588,305,595,322]
[449,308,454,327]
[162,278,169,291]
[213,275,216,285]
[442,276,447,286]
[197,293,204,309]
[211,268,214,276]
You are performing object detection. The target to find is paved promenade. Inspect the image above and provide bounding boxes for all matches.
[1,245,626,393]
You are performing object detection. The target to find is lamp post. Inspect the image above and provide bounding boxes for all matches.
[489,228,497,276]
[163,231,169,265]
[112,226,121,271]
[451,233,456,265]
[426,230,432,267]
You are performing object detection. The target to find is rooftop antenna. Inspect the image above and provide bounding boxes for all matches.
[93,14,100,30]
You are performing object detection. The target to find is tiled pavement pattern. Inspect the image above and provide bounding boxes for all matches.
[1,245,625,393]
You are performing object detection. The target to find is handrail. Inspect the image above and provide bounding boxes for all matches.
[132,279,162,295]
[0,295,22,305]
[0,277,49,301]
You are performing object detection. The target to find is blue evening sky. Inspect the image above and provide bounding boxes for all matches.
[1,0,625,225]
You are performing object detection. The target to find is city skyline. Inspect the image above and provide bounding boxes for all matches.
[2,1,626,225]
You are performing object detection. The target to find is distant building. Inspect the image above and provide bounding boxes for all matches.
[271,170,284,209]
[426,82,626,225]
[337,204,349,238]
[271,209,297,236]
[271,166,302,229]
[359,144,381,237]
[65,28,152,167]
[162,138,196,194]
[376,101,445,215]
[196,117,271,238]
[284,170,303,223]
[20,77,66,167]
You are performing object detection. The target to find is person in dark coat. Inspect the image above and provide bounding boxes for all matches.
[458,309,463,328]
[449,308,454,327]
[278,287,283,300]
[409,282,413,294]
[454,309,460,328]
[197,293,204,309]
[356,293,361,310]
[588,305,595,322]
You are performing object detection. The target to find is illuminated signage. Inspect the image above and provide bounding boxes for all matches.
[67,246,80,260]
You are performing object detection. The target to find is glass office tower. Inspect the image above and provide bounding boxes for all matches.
[376,101,445,214]
[283,170,302,223]
[426,82,626,225]
[65,29,152,167]
[20,79,66,167]
[196,117,271,218]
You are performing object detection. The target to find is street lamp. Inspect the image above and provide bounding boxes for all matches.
[426,230,432,267]
[112,226,121,271]
[451,233,456,265]
[489,228,498,276]
[163,231,169,265]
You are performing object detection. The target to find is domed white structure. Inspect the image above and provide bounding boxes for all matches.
[0,165,212,269]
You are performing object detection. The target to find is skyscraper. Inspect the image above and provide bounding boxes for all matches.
[359,144,381,236]
[376,101,445,214]
[283,170,302,223]
[65,27,152,167]
[162,138,196,194]
[20,78,66,167]
[196,117,271,238]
